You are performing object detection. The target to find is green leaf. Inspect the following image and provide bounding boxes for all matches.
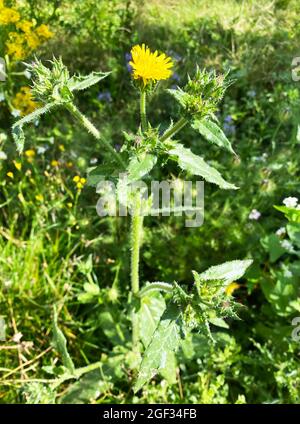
[68,71,111,92]
[261,234,286,262]
[192,119,236,155]
[98,311,126,345]
[287,223,300,248]
[12,102,57,153]
[274,205,300,223]
[87,162,121,186]
[197,259,253,285]
[134,303,182,392]
[59,369,112,404]
[52,307,75,374]
[127,153,157,182]
[168,143,237,190]
[159,351,177,385]
[167,88,187,108]
[208,317,230,329]
[138,293,166,348]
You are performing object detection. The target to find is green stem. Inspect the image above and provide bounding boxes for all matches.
[140,90,147,132]
[160,117,188,141]
[130,192,144,353]
[65,102,125,168]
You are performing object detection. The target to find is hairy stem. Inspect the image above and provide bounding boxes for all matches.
[130,192,144,354]
[140,90,147,132]
[66,102,125,168]
[160,117,188,141]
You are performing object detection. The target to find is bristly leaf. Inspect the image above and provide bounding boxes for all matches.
[196,259,253,287]
[68,71,111,92]
[134,303,182,392]
[127,153,157,182]
[138,294,166,349]
[52,307,75,375]
[192,119,237,156]
[168,143,238,190]
[12,102,57,153]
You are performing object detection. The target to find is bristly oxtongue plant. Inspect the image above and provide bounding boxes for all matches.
[12,45,252,393]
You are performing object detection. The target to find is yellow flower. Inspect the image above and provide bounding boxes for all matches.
[12,87,38,115]
[13,160,22,171]
[0,5,20,24]
[26,32,40,49]
[36,24,53,39]
[51,160,59,167]
[73,175,80,183]
[225,282,240,296]
[67,202,73,208]
[25,149,36,158]
[129,44,173,86]
[80,177,86,184]
[76,182,83,190]
[6,32,26,60]
[17,20,34,33]
[35,194,44,202]
[7,171,14,179]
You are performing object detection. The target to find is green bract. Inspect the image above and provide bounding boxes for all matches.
[168,67,231,120]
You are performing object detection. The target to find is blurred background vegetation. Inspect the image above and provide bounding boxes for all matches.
[1,0,300,403]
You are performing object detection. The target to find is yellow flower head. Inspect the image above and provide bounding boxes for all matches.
[12,87,38,116]
[36,24,53,39]
[17,20,34,33]
[0,4,20,25]
[129,44,173,86]
[13,160,22,171]
[25,149,36,158]
[51,160,59,167]
[225,282,240,297]
[35,194,44,202]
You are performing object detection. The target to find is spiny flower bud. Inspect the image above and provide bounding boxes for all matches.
[168,67,231,120]
[26,57,73,104]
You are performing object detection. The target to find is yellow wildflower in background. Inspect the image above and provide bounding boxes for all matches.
[12,87,39,116]
[3,10,53,61]
[130,44,173,86]
[0,1,20,24]
[36,24,53,39]
[73,175,86,190]
[225,282,240,296]
[51,160,59,167]
[13,160,22,171]
[25,149,36,158]
[7,171,14,179]
[6,32,25,60]
[35,194,44,202]
[17,20,34,33]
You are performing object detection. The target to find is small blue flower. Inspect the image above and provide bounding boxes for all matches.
[98,91,112,103]
[125,52,132,62]
[171,72,181,82]
[114,143,121,152]
[125,52,133,72]
[224,115,233,123]
[223,122,236,135]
